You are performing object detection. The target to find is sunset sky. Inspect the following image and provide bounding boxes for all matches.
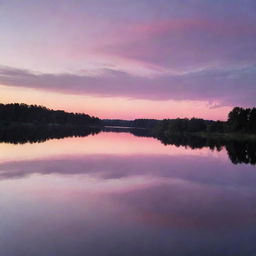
[0,0,255,120]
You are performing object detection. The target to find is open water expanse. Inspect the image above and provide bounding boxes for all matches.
[0,130,255,256]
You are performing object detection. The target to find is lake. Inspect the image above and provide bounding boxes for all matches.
[0,130,256,256]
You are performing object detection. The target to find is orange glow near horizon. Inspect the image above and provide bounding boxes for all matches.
[0,85,232,121]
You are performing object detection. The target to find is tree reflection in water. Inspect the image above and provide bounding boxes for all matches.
[0,126,255,165]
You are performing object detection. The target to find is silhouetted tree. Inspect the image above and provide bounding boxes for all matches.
[0,103,101,126]
[248,108,256,133]
[228,107,251,132]
[207,121,225,133]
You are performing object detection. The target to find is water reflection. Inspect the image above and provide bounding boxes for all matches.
[0,126,255,165]
[153,132,256,165]
[0,125,100,144]
[0,132,256,255]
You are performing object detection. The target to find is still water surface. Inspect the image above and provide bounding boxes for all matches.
[0,131,255,256]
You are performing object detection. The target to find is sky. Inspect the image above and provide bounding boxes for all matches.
[0,0,255,120]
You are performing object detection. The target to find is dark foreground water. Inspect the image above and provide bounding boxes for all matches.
[0,130,255,256]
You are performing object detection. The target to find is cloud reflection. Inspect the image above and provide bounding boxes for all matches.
[0,153,256,254]
[1,154,256,231]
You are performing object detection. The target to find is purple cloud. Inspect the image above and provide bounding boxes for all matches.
[98,16,256,74]
[0,65,255,107]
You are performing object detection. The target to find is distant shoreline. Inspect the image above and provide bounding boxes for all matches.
[1,123,255,141]
[0,103,255,143]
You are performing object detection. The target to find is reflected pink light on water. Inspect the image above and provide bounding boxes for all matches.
[0,132,227,163]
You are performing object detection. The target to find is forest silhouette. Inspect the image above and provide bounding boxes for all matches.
[0,103,255,165]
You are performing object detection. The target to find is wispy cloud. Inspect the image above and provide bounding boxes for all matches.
[0,65,255,107]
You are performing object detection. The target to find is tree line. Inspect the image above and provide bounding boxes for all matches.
[154,107,256,136]
[228,107,256,133]
[102,118,160,128]
[103,107,256,135]
[0,103,255,134]
[0,103,101,126]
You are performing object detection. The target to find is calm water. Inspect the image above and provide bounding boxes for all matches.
[0,131,256,256]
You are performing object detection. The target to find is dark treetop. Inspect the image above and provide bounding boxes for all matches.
[0,103,101,126]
